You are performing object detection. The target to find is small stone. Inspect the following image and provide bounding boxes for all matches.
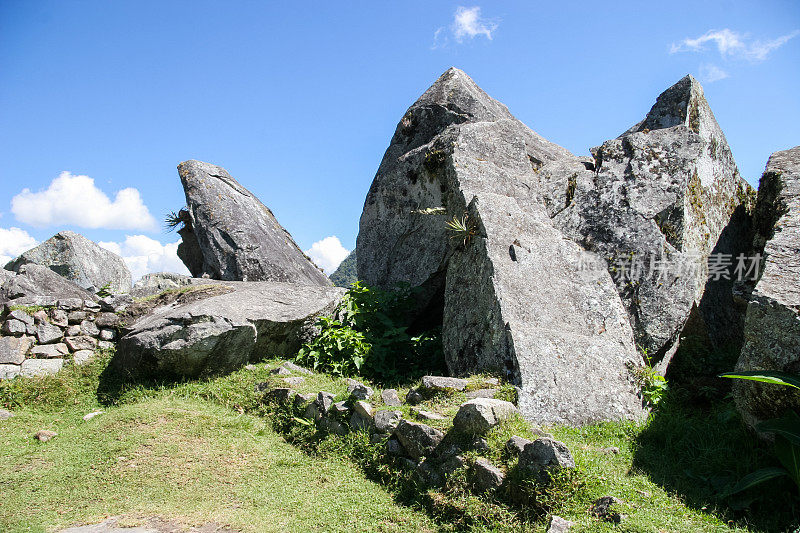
[26,323,36,335]
[293,392,315,414]
[57,298,84,311]
[470,436,490,453]
[97,340,114,350]
[34,430,57,442]
[601,446,620,455]
[49,309,68,327]
[482,377,500,386]
[244,364,257,370]
[350,411,373,432]
[36,323,64,344]
[411,408,446,421]
[65,336,97,352]
[370,433,387,444]
[420,375,468,393]
[32,310,49,324]
[321,417,348,435]
[2,319,28,336]
[282,376,305,387]
[94,312,120,328]
[354,400,374,419]
[0,364,21,379]
[346,378,374,400]
[472,458,505,491]
[65,325,81,336]
[80,320,100,337]
[546,515,574,533]
[99,329,116,341]
[505,435,533,456]
[8,310,34,325]
[281,361,312,375]
[270,366,292,376]
[590,496,623,524]
[83,300,101,312]
[67,311,87,324]
[29,344,68,358]
[375,410,402,433]
[264,388,296,406]
[466,388,498,399]
[415,458,443,486]
[21,358,63,377]
[386,437,406,457]
[381,388,401,407]
[331,401,350,417]
[394,419,444,460]
[519,438,575,483]
[0,336,33,365]
[405,389,423,405]
[316,391,336,414]
[439,454,466,477]
[72,350,94,365]
[452,398,518,434]
[0,408,14,420]
[83,410,103,421]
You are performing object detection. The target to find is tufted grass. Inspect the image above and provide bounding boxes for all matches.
[1,353,797,532]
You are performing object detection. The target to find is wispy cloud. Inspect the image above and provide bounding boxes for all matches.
[671,28,799,62]
[99,235,189,282]
[698,63,729,83]
[433,6,498,49]
[11,172,157,231]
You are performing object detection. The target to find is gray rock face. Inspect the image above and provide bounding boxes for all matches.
[130,272,193,298]
[175,160,331,286]
[734,147,800,429]
[5,231,131,294]
[452,398,518,434]
[0,263,94,306]
[374,410,403,434]
[36,323,64,344]
[546,75,754,361]
[381,389,401,407]
[114,281,344,378]
[393,419,444,460]
[346,378,374,400]
[0,268,15,285]
[20,358,63,377]
[357,68,644,425]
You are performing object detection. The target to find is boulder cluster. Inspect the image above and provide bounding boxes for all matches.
[0,67,797,433]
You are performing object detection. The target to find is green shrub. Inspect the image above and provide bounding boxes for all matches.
[296,282,444,383]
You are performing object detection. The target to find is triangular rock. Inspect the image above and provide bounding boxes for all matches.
[357,68,644,424]
[175,160,331,286]
[542,75,755,362]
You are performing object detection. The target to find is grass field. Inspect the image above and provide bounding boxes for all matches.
[0,350,796,532]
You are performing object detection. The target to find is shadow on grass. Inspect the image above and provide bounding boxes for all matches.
[633,386,799,532]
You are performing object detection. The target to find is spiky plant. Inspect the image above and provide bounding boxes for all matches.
[164,208,190,232]
[445,213,477,247]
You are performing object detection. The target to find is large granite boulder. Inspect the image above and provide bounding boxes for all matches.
[5,231,131,294]
[733,147,800,429]
[357,68,644,425]
[175,160,331,286]
[543,75,754,362]
[0,263,95,306]
[113,281,344,378]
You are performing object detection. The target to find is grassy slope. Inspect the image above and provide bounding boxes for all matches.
[0,358,435,532]
[1,352,795,532]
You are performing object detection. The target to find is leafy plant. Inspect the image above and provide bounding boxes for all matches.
[720,370,800,496]
[629,358,668,408]
[296,282,444,382]
[445,213,477,247]
[96,282,113,298]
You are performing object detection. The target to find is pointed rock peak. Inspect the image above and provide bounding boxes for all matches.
[632,75,721,141]
[413,67,512,122]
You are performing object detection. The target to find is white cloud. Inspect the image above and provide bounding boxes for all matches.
[11,172,158,231]
[0,227,38,266]
[671,28,799,62]
[304,236,350,275]
[433,6,498,48]
[698,64,730,83]
[99,235,189,282]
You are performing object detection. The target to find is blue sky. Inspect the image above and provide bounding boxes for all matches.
[1,1,798,281]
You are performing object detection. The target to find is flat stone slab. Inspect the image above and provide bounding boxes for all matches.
[20,358,64,377]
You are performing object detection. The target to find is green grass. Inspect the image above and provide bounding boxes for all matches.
[1,353,796,532]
